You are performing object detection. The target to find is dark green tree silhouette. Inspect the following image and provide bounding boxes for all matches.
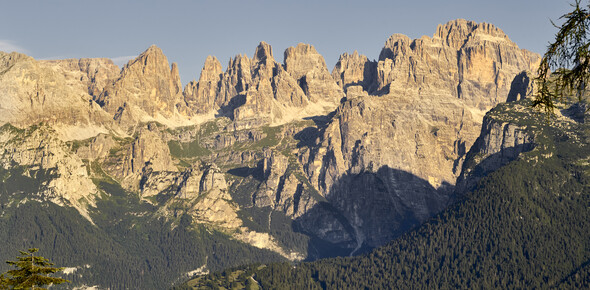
[0,274,9,290]
[0,248,69,290]
[534,0,590,113]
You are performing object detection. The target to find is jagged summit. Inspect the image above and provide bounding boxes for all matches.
[380,19,517,62]
[125,44,165,66]
[182,41,342,127]
[253,41,274,63]
[332,50,375,92]
[434,19,480,49]
[182,55,223,114]
[97,44,184,123]
[284,43,325,79]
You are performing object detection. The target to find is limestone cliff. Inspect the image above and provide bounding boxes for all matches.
[376,19,540,106]
[0,52,112,129]
[253,148,317,218]
[0,124,98,220]
[102,125,178,193]
[183,56,223,114]
[296,19,540,250]
[331,51,376,92]
[284,43,344,103]
[187,42,343,128]
[456,99,538,192]
[42,58,120,98]
[97,45,185,124]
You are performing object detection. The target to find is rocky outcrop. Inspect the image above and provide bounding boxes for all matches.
[331,51,376,92]
[457,106,536,192]
[295,19,540,251]
[506,71,534,102]
[165,162,305,260]
[183,56,223,114]
[252,149,317,218]
[186,42,343,128]
[0,52,112,128]
[254,150,290,207]
[42,58,120,98]
[74,134,117,161]
[206,129,264,150]
[284,43,344,103]
[0,124,98,219]
[97,45,185,123]
[167,163,238,227]
[102,126,177,192]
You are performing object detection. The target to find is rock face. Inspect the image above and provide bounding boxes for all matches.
[110,127,178,192]
[295,19,540,250]
[376,19,539,107]
[284,43,344,103]
[42,58,120,98]
[0,124,98,219]
[97,45,185,123]
[253,149,317,218]
[169,163,238,228]
[331,51,376,92]
[75,133,117,161]
[183,56,223,114]
[457,102,536,192]
[184,42,343,128]
[506,71,534,102]
[0,52,112,127]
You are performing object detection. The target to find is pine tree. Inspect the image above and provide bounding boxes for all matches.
[534,0,590,113]
[0,248,69,290]
[0,274,9,290]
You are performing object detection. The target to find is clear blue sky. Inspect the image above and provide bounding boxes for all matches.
[0,0,573,85]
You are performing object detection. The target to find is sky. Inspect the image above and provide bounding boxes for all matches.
[0,0,574,85]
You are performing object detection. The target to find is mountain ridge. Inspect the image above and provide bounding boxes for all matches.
[0,19,548,288]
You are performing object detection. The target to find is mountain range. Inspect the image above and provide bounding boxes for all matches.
[0,19,573,289]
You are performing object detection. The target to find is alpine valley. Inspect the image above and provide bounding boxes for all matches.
[2,19,587,289]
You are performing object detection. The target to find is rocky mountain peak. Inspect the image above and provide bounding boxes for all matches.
[252,42,277,80]
[284,43,343,103]
[253,41,274,63]
[182,55,223,115]
[434,19,478,49]
[284,43,325,80]
[0,51,33,70]
[332,50,375,92]
[131,44,165,65]
[97,45,185,123]
[378,34,412,61]
[199,55,223,82]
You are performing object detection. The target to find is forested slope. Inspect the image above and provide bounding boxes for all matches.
[0,178,285,289]
[184,100,590,289]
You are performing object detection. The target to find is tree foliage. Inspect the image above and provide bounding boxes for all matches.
[534,0,590,113]
[0,248,69,290]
